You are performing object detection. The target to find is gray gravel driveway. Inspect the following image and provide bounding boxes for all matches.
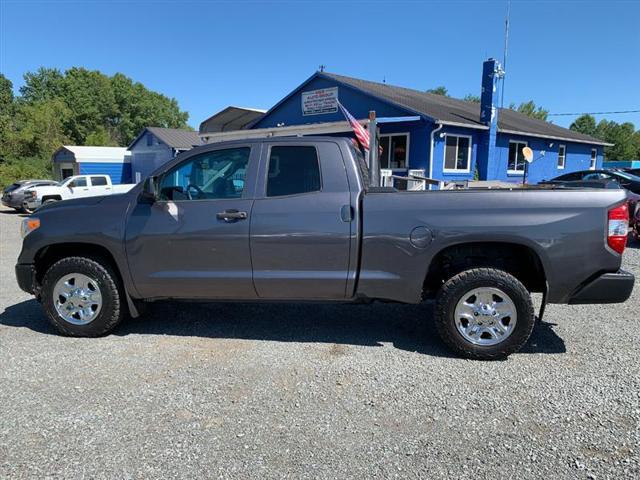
[1,205,638,479]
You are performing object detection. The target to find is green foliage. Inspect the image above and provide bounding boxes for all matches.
[571,113,640,161]
[426,86,449,96]
[19,67,64,103]
[597,120,637,161]
[463,94,480,103]
[509,101,549,121]
[0,67,190,187]
[0,156,53,188]
[569,114,597,137]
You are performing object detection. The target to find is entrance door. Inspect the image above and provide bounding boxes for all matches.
[250,142,353,299]
[125,146,258,299]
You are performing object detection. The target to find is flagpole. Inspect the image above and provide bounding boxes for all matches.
[368,110,379,187]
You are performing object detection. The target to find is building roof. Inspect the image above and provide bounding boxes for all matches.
[55,146,130,162]
[199,106,266,134]
[128,127,201,150]
[320,72,609,146]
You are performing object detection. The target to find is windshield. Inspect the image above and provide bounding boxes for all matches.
[615,171,640,181]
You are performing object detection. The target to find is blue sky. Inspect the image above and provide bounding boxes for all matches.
[1,0,639,129]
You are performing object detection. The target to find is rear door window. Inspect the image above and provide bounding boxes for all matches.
[90,176,108,186]
[266,146,321,197]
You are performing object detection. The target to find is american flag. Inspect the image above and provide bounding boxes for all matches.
[338,101,370,151]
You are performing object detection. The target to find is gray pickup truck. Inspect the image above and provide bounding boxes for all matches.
[16,137,635,359]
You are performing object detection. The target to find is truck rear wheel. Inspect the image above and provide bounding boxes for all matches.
[41,257,125,337]
[434,268,535,360]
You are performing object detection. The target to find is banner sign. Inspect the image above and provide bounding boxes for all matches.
[302,87,338,116]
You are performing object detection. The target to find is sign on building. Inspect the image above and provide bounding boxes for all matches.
[301,87,338,116]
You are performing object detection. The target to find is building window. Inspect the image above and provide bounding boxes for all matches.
[267,146,321,197]
[443,134,471,172]
[557,145,566,169]
[146,134,154,146]
[378,134,409,169]
[590,149,597,170]
[508,141,528,174]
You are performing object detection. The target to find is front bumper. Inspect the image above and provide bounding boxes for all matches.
[15,263,37,295]
[568,269,635,304]
[23,198,41,210]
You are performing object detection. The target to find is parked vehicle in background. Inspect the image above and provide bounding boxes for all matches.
[15,137,634,360]
[540,169,640,195]
[22,175,136,211]
[2,180,59,212]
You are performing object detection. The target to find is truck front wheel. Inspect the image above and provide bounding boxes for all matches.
[434,268,535,360]
[41,257,125,337]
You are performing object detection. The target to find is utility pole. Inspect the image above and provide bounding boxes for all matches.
[500,0,511,108]
[368,111,379,187]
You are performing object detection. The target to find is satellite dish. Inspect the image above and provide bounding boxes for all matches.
[522,147,534,162]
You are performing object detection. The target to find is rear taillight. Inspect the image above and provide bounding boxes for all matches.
[607,203,629,255]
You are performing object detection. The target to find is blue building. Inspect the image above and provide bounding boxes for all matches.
[52,146,131,184]
[202,59,609,187]
[128,127,201,183]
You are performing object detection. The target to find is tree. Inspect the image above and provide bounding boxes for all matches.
[19,67,64,103]
[12,98,72,159]
[0,75,15,161]
[110,73,190,145]
[463,94,480,103]
[0,67,191,186]
[15,67,190,147]
[569,114,597,137]
[426,86,449,96]
[509,101,549,121]
[632,131,640,159]
[596,120,637,161]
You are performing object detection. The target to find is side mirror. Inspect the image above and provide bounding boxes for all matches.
[140,176,158,203]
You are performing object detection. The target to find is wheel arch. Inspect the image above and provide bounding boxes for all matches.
[33,242,142,317]
[423,241,548,299]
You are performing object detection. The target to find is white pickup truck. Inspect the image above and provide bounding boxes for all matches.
[22,175,136,211]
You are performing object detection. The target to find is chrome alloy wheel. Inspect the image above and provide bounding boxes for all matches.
[52,273,103,325]
[454,287,517,346]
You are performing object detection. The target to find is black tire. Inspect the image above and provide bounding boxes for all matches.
[41,256,125,337]
[434,268,535,360]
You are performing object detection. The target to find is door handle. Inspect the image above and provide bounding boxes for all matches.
[216,209,248,222]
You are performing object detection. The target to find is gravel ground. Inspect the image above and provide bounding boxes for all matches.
[0,205,638,479]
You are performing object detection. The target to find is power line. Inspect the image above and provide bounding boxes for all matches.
[547,109,640,117]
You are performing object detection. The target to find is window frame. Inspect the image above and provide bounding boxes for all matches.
[264,144,323,198]
[442,134,472,173]
[507,140,528,175]
[155,146,253,203]
[90,176,108,186]
[378,133,410,170]
[590,149,597,170]
[557,144,566,170]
